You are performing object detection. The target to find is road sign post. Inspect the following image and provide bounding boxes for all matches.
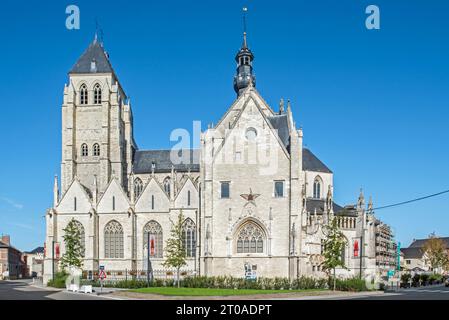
[99,266,106,294]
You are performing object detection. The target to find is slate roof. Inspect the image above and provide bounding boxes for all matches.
[303,148,333,174]
[408,237,449,249]
[25,247,44,255]
[133,149,200,174]
[401,247,424,259]
[305,199,345,215]
[267,114,290,150]
[70,39,115,74]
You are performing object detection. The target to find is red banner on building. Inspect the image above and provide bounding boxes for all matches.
[354,240,359,257]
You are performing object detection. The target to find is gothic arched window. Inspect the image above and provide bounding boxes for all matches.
[104,220,124,259]
[80,84,88,105]
[93,84,102,104]
[313,177,322,199]
[134,178,143,200]
[93,143,100,156]
[143,221,163,258]
[163,177,171,195]
[81,144,88,157]
[236,221,265,254]
[182,218,196,258]
[70,220,85,258]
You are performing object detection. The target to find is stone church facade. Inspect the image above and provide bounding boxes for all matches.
[43,32,382,284]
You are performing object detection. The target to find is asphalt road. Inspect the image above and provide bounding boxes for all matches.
[0,280,113,300]
[348,285,449,300]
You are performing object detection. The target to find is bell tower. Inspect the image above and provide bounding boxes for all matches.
[60,36,135,197]
[233,8,256,96]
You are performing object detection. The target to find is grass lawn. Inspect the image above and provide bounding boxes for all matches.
[130,287,325,296]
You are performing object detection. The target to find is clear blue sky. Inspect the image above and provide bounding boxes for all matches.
[0,0,448,251]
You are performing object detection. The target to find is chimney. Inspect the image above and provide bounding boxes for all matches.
[1,235,10,246]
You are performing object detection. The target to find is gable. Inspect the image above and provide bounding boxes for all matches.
[174,178,198,209]
[135,178,170,213]
[97,179,129,213]
[213,94,290,166]
[57,179,91,214]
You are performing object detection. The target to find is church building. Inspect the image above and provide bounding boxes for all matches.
[43,29,382,284]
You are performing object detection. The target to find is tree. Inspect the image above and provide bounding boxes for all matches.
[60,219,84,271]
[422,233,449,273]
[321,218,348,291]
[163,211,187,288]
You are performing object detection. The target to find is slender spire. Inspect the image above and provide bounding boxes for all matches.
[233,7,256,96]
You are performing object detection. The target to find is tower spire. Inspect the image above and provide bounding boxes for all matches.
[233,7,256,96]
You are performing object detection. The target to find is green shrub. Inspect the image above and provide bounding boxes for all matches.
[331,277,368,292]
[401,273,411,284]
[47,271,69,288]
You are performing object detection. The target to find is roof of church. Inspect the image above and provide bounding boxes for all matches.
[70,39,115,74]
[306,199,346,215]
[303,148,333,174]
[133,149,200,174]
[133,148,331,175]
[267,114,290,150]
[408,237,449,249]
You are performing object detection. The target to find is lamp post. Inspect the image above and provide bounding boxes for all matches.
[52,240,55,281]
[359,235,363,279]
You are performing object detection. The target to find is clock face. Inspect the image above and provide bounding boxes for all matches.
[246,127,257,141]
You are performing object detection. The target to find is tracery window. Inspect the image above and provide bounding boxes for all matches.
[164,177,171,195]
[104,220,124,259]
[313,177,322,199]
[134,178,143,199]
[143,221,163,258]
[236,222,264,254]
[93,84,102,104]
[80,84,88,105]
[182,219,196,258]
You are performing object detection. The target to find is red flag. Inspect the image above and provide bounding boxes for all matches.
[354,240,359,257]
[150,237,155,257]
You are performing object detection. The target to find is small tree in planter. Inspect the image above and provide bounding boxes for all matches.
[163,211,187,288]
[321,218,348,291]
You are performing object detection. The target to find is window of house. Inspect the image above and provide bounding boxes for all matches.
[221,182,230,199]
[274,181,284,198]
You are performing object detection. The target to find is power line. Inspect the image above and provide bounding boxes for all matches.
[373,189,449,211]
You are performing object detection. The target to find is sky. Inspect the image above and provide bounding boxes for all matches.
[0,0,448,251]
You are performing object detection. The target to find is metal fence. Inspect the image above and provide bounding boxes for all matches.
[81,269,196,283]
